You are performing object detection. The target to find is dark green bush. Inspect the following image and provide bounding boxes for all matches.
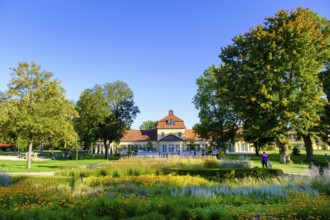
[162,168,283,180]
[0,174,12,186]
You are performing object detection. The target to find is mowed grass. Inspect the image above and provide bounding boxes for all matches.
[0,159,109,172]
[0,150,328,173]
[226,150,329,174]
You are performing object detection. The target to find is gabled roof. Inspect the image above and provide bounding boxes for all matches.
[157,110,186,129]
[185,129,203,141]
[120,129,157,142]
[159,134,184,141]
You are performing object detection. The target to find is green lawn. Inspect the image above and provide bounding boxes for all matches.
[224,150,329,174]
[0,159,109,172]
[0,150,328,173]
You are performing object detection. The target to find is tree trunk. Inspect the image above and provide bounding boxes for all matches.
[103,139,109,160]
[40,138,44,154]
[27,139,33,169]
[276,138,288,164]
[14,137,18,156]
[254,142,260,156]
[302,134,314,164]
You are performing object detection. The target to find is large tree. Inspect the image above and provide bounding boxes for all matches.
[139,120,158,130]
[193,66,240,153]
[1,62,78,169]
[319,64,330,145]
[75,81,139,159]
[219,8,330,162]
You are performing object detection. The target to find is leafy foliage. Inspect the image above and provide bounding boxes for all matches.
[75,81,139,159]
[1,62,78,168]
[139,120,158,130]
[219,8,330,161]
[193,66,240,152]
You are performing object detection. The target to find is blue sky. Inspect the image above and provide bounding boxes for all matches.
[1,0,329,129]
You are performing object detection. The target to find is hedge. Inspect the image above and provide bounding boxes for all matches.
[162,168,283,181]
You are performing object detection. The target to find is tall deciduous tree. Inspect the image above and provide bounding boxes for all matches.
[2,62,78,169]
[139,120,158,130]
[219,8,330,162]
[75,81,139,159]
[193,66,240,153]
[319,64,330,145]
[75,86,108,149]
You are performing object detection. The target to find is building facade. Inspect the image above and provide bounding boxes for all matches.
[92,110,254,155]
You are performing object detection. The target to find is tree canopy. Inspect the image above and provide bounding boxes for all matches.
[75,80,139,159]
[218,8,330,161]
[139,120,158,130]
[193,66,240,153]
[0,62,78,169]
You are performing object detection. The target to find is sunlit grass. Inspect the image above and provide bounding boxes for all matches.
[0,159,109,172]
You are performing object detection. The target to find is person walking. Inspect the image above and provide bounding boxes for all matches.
[261,152,269,168]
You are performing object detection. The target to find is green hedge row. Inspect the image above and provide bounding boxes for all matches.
[162,168,283,181]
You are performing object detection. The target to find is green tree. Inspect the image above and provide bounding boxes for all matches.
[75,86,108,150]
[1,62,78,169]
[193,66,240,153]
[75,81,139,159]
[319,64,330,145]
[139,120,158,130]
[219,8,330,162]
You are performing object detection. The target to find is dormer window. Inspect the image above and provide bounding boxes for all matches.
[167,119,174,126]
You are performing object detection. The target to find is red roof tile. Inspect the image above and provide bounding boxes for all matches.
[157,112,186,129]
[120,129,157,142]
[185,129,203,141]
[0,144,13,147]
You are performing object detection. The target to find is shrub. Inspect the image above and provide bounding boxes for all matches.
[219,159,253,168]
[203,159,219,168]
[0,174,12,186]
[217,151,226,159]
[292,146,301,155]
[312,161,329,174]
[162,168,283,180]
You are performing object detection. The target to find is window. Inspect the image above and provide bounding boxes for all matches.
[161,132,164,137]
[162,145,167,152]
[178,132,182,137]
[241,143,248,152]
[167,119,174,126]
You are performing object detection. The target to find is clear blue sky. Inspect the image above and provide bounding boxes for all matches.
[1,0,329,129]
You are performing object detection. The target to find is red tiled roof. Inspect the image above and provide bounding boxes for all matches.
[157,113,186,129]
[120,129,157,142]
[0,144,13,147]
[185,129,203,141]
